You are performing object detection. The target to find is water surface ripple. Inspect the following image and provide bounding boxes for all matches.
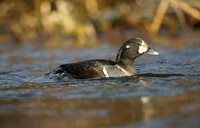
[0,43,200,128]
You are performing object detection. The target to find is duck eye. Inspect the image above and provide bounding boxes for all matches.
[136,42,140,46]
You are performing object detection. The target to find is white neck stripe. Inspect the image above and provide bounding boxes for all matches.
[116,65,130,75]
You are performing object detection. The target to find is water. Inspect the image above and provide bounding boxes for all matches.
[0,40,200,128]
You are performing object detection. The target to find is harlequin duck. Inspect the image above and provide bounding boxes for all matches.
[48,37,159,79]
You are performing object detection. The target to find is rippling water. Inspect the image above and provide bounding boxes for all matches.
[0,40,200,128]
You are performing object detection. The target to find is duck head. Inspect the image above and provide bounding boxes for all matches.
[116,37,159,62]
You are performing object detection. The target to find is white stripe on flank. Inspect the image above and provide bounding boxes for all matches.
[102,66,109,77]
[116,65,130,75]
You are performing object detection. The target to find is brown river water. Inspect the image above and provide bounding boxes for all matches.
[0,37,200,128]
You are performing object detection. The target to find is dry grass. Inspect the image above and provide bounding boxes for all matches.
[150,0,200,35]
[0,0,199,44]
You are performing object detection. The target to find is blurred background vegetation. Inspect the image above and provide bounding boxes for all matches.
[0,0,200,46]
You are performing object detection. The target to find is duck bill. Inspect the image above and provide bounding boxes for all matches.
[145,48,159,55]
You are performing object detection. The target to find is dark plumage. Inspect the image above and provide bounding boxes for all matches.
[54,60,115,79]
[48,37,159,79]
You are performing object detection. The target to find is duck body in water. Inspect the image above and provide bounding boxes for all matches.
[47,37,159,79]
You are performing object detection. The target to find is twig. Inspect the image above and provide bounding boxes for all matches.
[171,0,200,20]
[150,0,170,35]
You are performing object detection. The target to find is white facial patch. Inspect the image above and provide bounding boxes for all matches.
[126,45,130,48]
[138,45,148,54]
[138,41,148,54]
[141,39,145,45]
[136,38,148,54]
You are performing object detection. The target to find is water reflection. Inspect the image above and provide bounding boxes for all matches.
[1,90,200,128]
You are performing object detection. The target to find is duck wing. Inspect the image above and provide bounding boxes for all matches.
[54,59,115,79]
